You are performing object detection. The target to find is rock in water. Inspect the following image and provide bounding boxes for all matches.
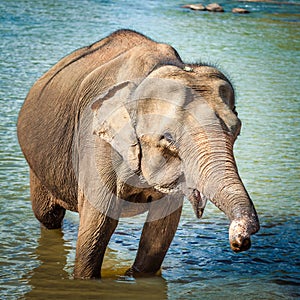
[182,4,206,11]
[206,3,224,12]
[232,8,250,14]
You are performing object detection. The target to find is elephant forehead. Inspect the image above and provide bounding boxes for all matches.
[185,100,217,124]
[136,113,180,138]
[132,77,191,106]
[135,98,182,117]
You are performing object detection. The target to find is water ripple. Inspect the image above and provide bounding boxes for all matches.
[1,0,299,299]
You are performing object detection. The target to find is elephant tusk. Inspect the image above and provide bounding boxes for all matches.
[183,66,194,72]
[188,190,208,219]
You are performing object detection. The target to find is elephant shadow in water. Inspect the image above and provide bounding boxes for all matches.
[24,221,168,299]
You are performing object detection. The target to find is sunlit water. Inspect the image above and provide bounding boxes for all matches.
[0,0,299,299]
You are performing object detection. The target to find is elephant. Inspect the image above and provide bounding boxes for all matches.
[17,29,259,279]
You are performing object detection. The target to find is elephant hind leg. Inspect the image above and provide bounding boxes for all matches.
[30,169,66,229]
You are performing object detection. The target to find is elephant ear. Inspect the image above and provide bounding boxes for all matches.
[91,81,140,173]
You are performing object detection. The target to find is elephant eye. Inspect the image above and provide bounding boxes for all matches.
[159,133,178,156]
[159,132,174,144]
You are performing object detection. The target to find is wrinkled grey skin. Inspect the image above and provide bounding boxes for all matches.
[17,29,259,279]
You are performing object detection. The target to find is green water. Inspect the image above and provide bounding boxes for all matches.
[1,1,299,299]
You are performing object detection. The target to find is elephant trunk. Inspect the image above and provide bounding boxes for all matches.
[204,172,260,252]
[182,130,259,252]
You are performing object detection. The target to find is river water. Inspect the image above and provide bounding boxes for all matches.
[0,0,299,299]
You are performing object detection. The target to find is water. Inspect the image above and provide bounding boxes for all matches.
[1,0,299,299]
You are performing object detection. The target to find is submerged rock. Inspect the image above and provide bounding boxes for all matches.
[232,7,250,14]
[182,3,206,11]
[206,3,224,12]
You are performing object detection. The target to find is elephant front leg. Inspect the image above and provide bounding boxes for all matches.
[128,195,183,276]
[74,196,119,279]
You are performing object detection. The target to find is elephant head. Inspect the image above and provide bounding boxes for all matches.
[92,64,259,253]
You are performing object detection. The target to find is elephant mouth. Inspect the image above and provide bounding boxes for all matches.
[154,182,208,219]
[154,184,180,194]
[153,175,184,194]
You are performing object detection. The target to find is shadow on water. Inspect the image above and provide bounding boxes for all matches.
[24,225,168,300]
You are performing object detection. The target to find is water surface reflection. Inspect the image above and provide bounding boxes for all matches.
[25,222,168,300]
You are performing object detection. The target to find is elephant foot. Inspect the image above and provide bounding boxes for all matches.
[125,266,161,277]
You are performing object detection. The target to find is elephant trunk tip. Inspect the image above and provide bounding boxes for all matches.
[230,236,251,252]
[229,217,260,253]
